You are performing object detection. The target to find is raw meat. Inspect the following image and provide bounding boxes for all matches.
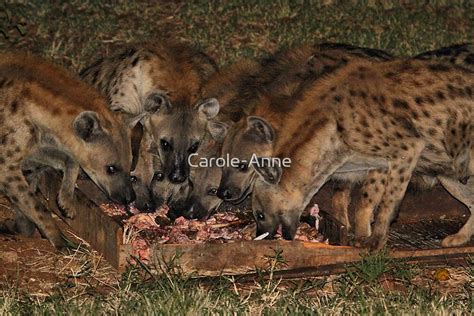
[99,203,325,263]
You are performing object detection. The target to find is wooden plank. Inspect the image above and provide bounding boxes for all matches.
[151,240,474,277]
[36,172,473,276]
[202,249,473,282]
[38,170,126,270]
[152,241,360,276]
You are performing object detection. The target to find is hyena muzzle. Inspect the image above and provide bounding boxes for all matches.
[168,138,224,220]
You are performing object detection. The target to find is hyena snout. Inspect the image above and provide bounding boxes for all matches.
[132,179,156,212]
[168,159,189,184]
[216,186,241,201]
[168,196,208,220]
[169,168,187,184]
[281,223,297,240]
[255,213,298,240]
[109,175,136,206]
[167,200,187,220]
[183,199,209,220]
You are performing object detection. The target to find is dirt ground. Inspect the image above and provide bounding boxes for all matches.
[0,197,120,298]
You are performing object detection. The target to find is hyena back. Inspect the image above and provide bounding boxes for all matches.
[0,54,134,248]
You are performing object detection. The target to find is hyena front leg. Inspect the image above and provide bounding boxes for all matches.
[0,206,36,236]
[331,181,352,229]
[354,169,388,245]
[13,207,36,237]
[361,142,424,250]
[2,166,68,249]
[21,164,51,193]
[22,147,80,219]
[438,176,474,247]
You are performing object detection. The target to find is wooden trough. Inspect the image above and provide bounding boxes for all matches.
[38,170,473,277]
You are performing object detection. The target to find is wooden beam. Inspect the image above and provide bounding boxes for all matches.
[38,170,126,270]
[36,172,473,276]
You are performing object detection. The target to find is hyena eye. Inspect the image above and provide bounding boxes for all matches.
[153,171,164,182]
[238,162,248,172]
[160,139,172,152]
[188,141,200,154]
[208,188,218,196]
[130,175,138,183]
[256,211,265,221]
[106,165,119,175]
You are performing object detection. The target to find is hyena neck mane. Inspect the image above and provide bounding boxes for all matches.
[81,42,218,116]
[204,60,264,124]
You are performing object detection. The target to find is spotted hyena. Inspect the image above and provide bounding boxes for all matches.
[0,54,135,248]
[160,59,263,219]
[216,43,393,204]
[128,122,157,212]
[80,42,225,209]
[167,138,224,219]
[250,55,472,249]
[328,43,474,236]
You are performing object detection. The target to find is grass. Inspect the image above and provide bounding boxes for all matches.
[0,0,473,314]
[1,1,473,70]
[0,251,472,315]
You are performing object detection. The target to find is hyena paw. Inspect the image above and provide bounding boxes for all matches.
[354,226,372,242]
[441,233,469,248]
[354,236,369,248]
[358,234,388,250]
[51,233,78,252]
[56,193,77,219]
[0,219,17,234]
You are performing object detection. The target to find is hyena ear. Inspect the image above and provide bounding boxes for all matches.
[144,92,171,115]
[117,112,148,129]
[73,111,103,142]
[252,157,282,185]
[207,120,229,143]
[246,116,275,143]
[197,98,220,120]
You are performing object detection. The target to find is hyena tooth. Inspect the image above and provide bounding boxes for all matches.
[254,232,270,240]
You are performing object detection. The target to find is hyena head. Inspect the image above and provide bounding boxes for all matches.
[128,123,156,212]
[142,92,224,184]
[217,116,275,203]
[168,138,226,220]
[139,130,192,213]
[251,162,302,240]
[73,111,135,205]
[152,173,191,220]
